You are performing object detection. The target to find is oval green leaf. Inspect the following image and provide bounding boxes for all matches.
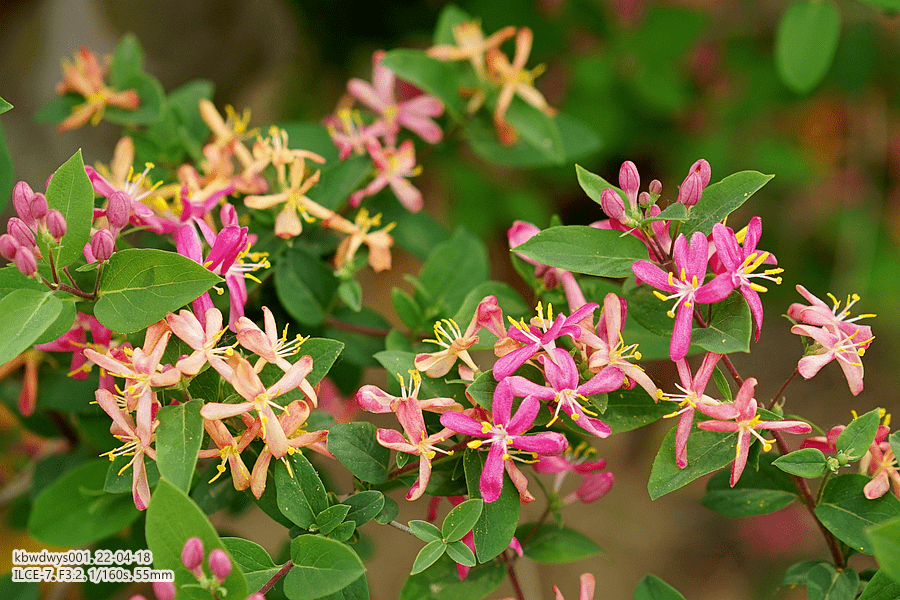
[0,289,62,366]
[773,447,828,479]
[514,523,603,564]
[634,574,687,600]
[681,171,775,237]
[274,452,329,530]
[814,474,900,553]
[463,450,520,562]
[442,499,484,543]
[868,516,900,583]
[702,453,797,518]
[284,535,365,599]
[327,421,391,484]
[222,537,280,595]
[154,400,203,493]
[648,425,738,500]
[512,225,649,278]
[45,149,94,268]
[411,540,447,575]
[776,1,841,95]
[836,408,881,461]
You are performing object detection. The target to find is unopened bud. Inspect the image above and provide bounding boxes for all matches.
[29,193,48,221]
[91,229,115,262]
[106,191,131,232]
[151,581,176,600]
[12,181,37,227]
[618,161,639,211]
[181,537,204,571]
[8,217,36,248]
[14,246,37,278]
[677,171,703,208]
[649,179,662,196]
[689,159,711,187]
[638,191,653,208]
[0,233,20,261]
[246,594,267,600]
[46,210,67,241]
[600,188,626,223]
[208,548,232,581]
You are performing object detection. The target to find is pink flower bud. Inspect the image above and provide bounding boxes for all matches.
[151,581,176,600]
[618,160,639,210]
[46,210,67,241]
[91,229,115,262]
[106,191,131,232]
[638,191,653,207]
[181,537,204,571]
[600,188,626,222]
[14,246,37,278]
[13,181,37,227]
[246,594,267,600]
[208,548,232,581]
[8,217,36,248]
[0,233,20,261]
[689,159,711,187]
[649,179,662,196]
[29,193,48,221]
[677,171,703,208]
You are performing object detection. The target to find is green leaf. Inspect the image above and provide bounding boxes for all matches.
[416,228,488,318]
[146,479,247,600]
[105,70,165,126]
[892,432,900,468]
[463,450,520,562]
[513,225,649,278]
[442,499,483,543]
[338,279,362,312]
[556,112,602,163]
[445,540,476,567]
[0,96,12,114]
[576,163,623,206]
[648,426,738,500]
[836,408,881,461]
[222,537,280,595]
[499,98,565,165]
[452,281,528,337]
[858,569,900,600]
[410,520,444,543]
[319,572,370,600]
[275,244,339,326]
[380,49,465,119]
[691,292,752,354]
[327,422,391,484]
[868,516,900,582]
[0,290,62,366]
[773,448,828,479]
[399,554,505,600]
[858,0,900,9]
[783,560,831,585]
[104,453,159,494]
[274,452,329,529]
[644,203,689,223]
[317,504,352,535]
[602,386,671,434]
[33,297,76,346]
[701,453,797,518]
[681,171,775,237]
[634,574,687,600]
[343,490,385,528]
[775,1,841,95]
[27,459,140,545]
[299,337,345,387]
[95,248,221,333]
[108,33,144,83]
[154,400,203,493]
[0,575,36,600]
[514,523,603,564]
[712,367,733,403]
[814,474,900,553]
[806,563,859,600]
[307,156,371,211]
[375,496,400,524]
[45,149,94,268]
[283,535,365,600]
[433,4,472,45]
[411,540,447,575]
[392,287,424,331]
[329,521,357,542]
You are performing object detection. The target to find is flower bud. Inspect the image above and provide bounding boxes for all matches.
[91,229,115,262]
[208,548,232,581]
[246,594,267,600]
[689,159,711,188]
[46,210,67,242]
[8,217,36,248]
[181,537,204,571]
[12,181,37,227]
[618,160,639,211]
[106,191,131,232]
[600,188,626,222]
[638,191,653,208]
[649,179,662,196]
[14,246,37,278]
[151,581,176,600]
[29,193,48,221]
[676,171,703,208]
[0,233,20,261]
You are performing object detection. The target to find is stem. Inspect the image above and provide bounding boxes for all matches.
[691,308,744,386]
[767,369,799,411]
[257,561,292,595]
[388,520,413,535]
[62,266,78,287]
[324,316,390,337]
[501,549,525,600]
[48,249,60,286]
[520,506,551,548]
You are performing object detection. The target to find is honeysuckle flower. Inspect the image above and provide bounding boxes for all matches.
[247,126,326,183]
[533,444,614,505]
[197,418,254,491]
[55,47,140,133]
[787,286,875,346]
[508,221,588,310]
[347,50,444,145]
[554,574,596,600]
[324,109,392,160]
[95,388,155,510]
[440,378,568,502]
[711,217,782,340]
[860,424,900,500]
[198,100,256,171]
[415,298,499,378]
[349,139,423,212]
[357,369,461,415]
[486,27,557,146]
[35,312,114,385]
[493,302,598,380]
[631,231,734,361]
[331,208,396,273]
[317,377,360,423]
[698,377,811,486]
[658,353,739,468]
[791,324,869,396]
[427,20,516,79]
[166,307,235,378]
[376,398,455,500]
[587,293,660,399]
[200,355,314,459]
[86,146,165,230]
[0,349,42,416]
[245,155,322,238]
[507,348,623,438]
[676,159,711,207]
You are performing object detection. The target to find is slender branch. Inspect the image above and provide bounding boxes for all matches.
[388,520,413,535]
[501,549,525,600]
[324,317,390,338]
[257,561,292,595]
[520,505,551,548]
[62,265,78,287]
[767,369,799,411]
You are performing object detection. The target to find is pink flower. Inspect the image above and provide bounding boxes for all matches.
[55,48,139,132]
[324,109,392,160]
[427,21,516,80]
[631,232,734,361]
[244,156,323,238]
[349,139,423,212]
[166,307,234,378]
[698,377,811,486]
[860,427,900,500]
[791,324,868,396]
[357,369,460,415]
[533,447,613,505]
[787,286,875,344]
[415,296,499,377]
[95,388,155,510]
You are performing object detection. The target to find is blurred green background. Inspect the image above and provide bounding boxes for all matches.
[1,0,898,598]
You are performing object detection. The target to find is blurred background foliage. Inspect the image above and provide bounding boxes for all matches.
[1,0,899,598]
